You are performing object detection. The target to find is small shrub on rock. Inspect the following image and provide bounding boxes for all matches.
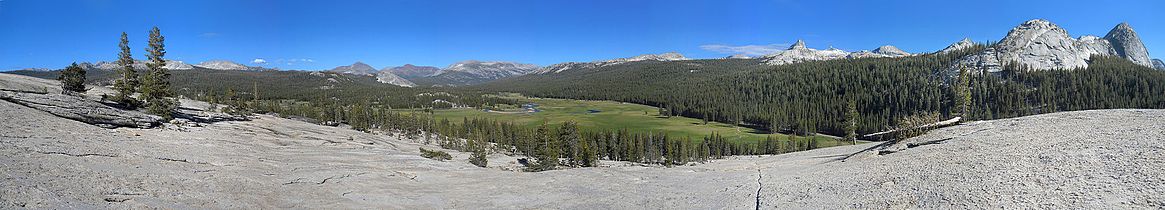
[469,149,488,168]
[419,148,452,161]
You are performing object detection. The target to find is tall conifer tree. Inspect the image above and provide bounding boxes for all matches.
[140,27,176,119]
[112,32,139,106]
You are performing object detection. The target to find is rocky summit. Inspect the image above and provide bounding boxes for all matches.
[1105,22,1153,67]
[951,19,1154,74]
[940,38,975,53]
[760,40,850,65]
[760,40,914,65]
[1153,59,1165,70]
[327,62,380,76]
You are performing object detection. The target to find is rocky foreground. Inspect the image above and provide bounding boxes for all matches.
[1,73,1163,209]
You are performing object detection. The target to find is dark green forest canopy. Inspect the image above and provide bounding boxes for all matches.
[476,46,1165,137]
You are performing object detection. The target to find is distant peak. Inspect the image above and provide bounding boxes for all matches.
[1010,19,1067,33]
[632,52,687,60]
[874,45,901,52]
[1116,22,1132,29]
[873,45,910,56]
[328,61,378,75]
[1021,19,1054,27]
[1107,22,1137,35]
[789,40,807,50]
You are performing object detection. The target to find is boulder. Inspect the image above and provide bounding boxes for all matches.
[0,91,162,128]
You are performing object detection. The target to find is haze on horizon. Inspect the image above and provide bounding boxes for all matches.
[0,0,1162,70]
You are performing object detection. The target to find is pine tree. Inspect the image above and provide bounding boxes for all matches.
[957,65,972,118]
[844,99,858,145]
[58,63,86,94]
[112,32,139,106]
[468,132,488,168]
[530,123,559,171]
[560,121,583,166]
[140,27,176,119]
[578,132,597,167]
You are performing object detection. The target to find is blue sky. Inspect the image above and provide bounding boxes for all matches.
[0,0,1162,70]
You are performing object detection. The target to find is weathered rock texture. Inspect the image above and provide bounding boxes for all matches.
[1105,23,1152,67]
[0,91,162,128]
[940,38,975,53]
[951,19,1153,74]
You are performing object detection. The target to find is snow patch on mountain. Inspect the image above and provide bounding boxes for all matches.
[761,40,913,65]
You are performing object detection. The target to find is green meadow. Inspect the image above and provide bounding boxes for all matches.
[405,95,858,147]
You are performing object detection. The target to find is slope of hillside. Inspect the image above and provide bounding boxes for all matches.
[414,60,539,87]
[2,73,1163,209]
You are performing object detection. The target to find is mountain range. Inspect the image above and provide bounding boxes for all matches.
[10,19,1162,88]
[537,52,689,74]
[321,61,541,87]
[384,64,442,80]
[73,59,273,71]
[323,62,416,87]
[759,40,915,65]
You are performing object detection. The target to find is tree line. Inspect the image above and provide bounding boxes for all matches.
[207,94,827,170]
[480,45,1165,139]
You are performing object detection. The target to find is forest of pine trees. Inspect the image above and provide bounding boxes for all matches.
[483,45,1165,139]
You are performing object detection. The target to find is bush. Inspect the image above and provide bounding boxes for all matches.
[419,148,452,161]
[469,149,488,168]
[58,63,86,94]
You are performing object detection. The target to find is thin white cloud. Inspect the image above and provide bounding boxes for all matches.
[251,58,267,64]
[699,44,790,56]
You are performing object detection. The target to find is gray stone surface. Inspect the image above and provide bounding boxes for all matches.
[939,38,975,54]
[0,91,162,128]
[1105,22,1153,67]
[950,19,1154,76]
